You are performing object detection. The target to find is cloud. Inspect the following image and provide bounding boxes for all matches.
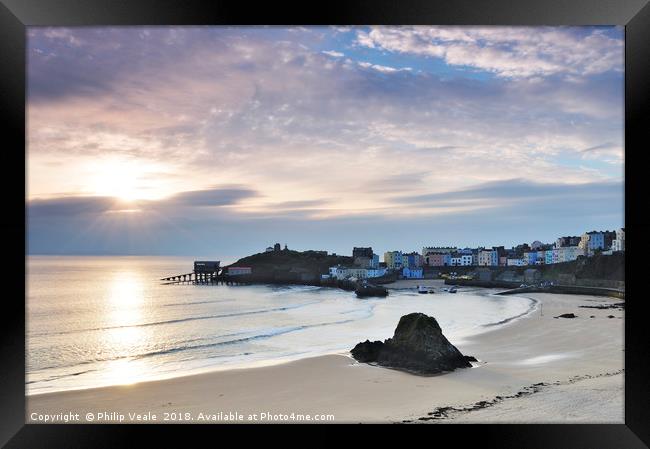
[267,199,331,210]
[28,196,122,217]
[322,50,344,58]
[580,142,619,154]
[355,26,623,78]
[356,61,412,73]
[393,178,622,206]
[27,186,260,219]
[165,187,259,207]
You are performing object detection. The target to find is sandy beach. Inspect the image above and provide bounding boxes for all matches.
[27,291,624,424]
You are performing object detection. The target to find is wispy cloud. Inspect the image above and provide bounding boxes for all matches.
[392,178,622,207]
[356,26,623,78]
[357,61,412,73]
[322,50,344,58]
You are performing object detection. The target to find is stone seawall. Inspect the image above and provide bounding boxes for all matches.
[446,278,625,299]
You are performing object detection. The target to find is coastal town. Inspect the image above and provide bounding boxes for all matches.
[192,227,625,298]
[316,228,625,281]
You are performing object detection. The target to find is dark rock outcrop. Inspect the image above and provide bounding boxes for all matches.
[350,340,383,362]
[355,284,388,298]
[350,313,472,375]
[554,313,577,319]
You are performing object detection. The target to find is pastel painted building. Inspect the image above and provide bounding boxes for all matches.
[552,248,560,264]
[450,254,472,266]
[557,246,585,263]
[426,253,449,266]
[402,266,423,279]
[384,251,403,269]
[478,250,492,266]
[507,258,526,267]
[491,249,500,266]
[579,231,606,254]
[402,252,423,268]
[423,248,454,267]
[524,251,538,265]
[545,251,554,265]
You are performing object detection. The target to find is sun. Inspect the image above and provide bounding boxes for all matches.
[87,158,165,202]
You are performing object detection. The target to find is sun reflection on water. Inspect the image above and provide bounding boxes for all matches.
[104,358,141,386]
[103,272,147,385]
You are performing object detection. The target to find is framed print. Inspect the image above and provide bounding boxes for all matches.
[2,0,649,447]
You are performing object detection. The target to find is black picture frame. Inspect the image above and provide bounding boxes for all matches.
[3,0,648,446]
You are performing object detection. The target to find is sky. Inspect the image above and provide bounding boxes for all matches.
[26,26,624,260]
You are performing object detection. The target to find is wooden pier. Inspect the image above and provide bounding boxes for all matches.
[160,272,247,285]
[160,261,250,286]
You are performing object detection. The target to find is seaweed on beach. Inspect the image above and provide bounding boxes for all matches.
[404,369,624,423]
[579,302,625,310]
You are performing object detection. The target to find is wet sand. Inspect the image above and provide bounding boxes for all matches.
[27,292,624,423]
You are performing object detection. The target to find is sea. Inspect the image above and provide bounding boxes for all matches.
[26,255,536,395]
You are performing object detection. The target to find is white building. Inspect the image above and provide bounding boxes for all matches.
[329,266,386,279]
[507,258,526,267]
[612,228,625,252]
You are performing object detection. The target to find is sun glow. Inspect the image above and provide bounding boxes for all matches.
[103,273,147,386]
[86,158,170,201]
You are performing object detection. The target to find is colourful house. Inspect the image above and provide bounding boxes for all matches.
[402,267,423,279]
